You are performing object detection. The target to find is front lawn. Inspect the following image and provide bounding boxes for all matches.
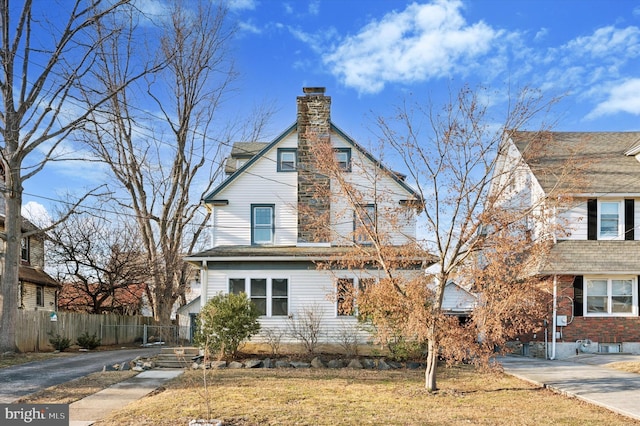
[93,365,639,425]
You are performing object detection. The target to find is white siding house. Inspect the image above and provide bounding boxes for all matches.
[186,87,430,347]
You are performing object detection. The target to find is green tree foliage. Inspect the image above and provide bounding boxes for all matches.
[194,292,261,359]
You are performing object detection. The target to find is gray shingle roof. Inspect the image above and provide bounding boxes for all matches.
[187,245,437,265]
[510,131,640,194]
[224,142,268,175]
[540,240,640,274]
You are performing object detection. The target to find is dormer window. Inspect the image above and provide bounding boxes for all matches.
[277,149,297,172]
[335,148,351,171]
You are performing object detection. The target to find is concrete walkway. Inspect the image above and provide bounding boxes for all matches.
[500,354,640,422]
[69,369,183,426]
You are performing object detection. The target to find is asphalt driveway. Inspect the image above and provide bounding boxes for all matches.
[0,346,161,403]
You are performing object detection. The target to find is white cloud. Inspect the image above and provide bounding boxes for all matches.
[564,26,640,59]
[239,20,262,34]
[228,0,257,11]
[322,0,499,94]
[22,201,52,228]
[587,79,640,118]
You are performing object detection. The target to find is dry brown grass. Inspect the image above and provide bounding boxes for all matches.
[16,370,138,404]
[91,365,639,426]
[606,361,640,374]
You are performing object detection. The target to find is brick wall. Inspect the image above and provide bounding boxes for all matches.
[546,275,640,343]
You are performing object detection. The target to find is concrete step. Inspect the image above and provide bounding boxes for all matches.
[159,347,200,356]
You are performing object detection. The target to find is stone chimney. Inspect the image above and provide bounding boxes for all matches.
[297,87,331,244]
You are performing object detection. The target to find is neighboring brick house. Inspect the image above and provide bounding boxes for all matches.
[496,131,640,359]
[186,87,432,345]
[0,214,60,312]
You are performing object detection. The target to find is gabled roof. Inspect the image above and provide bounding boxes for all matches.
[203,122,420,202]
[509,131,640,195]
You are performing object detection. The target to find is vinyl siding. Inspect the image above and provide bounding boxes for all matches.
[212,133,298,246]
[560,198,640,241]
[205,264,416,343]
[20,282,56,312]
[329,135,416,246]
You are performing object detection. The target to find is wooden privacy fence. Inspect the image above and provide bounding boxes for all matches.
[15,310,155,352]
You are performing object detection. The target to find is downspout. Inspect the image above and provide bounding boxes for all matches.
[200,260,208,310]
[550,274,557,360]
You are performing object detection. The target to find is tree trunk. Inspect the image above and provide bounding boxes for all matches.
[0,172,23,352]
[425,338,438,392]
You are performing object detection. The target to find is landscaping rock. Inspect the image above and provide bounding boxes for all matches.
[377,359,391,370]
[275,360,291,368]
[388,361,403,369]
[406,361,423,370]
[347,359,363,369]
[211,361,227,369]
[228,361,244,369]
[262,358,273,368]
[290,361,311,368]
[311,357,326,368]
[327,359,345,369]
[244,359,263,368]
[362,358,376,369]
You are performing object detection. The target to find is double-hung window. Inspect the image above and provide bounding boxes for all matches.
[599,201,621,239]
[229,278,246,295]
[277,148,297,172]
[252,204,274,245]
[585,276,636,316]
[271,278,288,316]
[21,237,29,263]
[250,278,267,315]
[334,148,351,171]
[336,277,375,316]
[337,278,355,316]
[229,277,288,317]
[354,204,376,245]
[36,285,44,307]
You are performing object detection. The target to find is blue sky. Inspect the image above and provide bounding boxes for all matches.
[22,0,640,219]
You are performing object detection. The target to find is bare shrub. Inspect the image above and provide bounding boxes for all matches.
[261,328,285,357]
[336,321,361,357]
[287,304,324,355]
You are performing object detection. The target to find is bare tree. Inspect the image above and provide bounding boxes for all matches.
[0,0,148,352]
[82,0,273,324]
[49,210,148,315]
[311,85,582,391]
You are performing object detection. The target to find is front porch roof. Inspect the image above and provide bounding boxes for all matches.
[186,245,437,266]
[540,240,640,275]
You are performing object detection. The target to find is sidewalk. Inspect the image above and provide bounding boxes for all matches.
[500,354,640,422]
[69,369,183,426]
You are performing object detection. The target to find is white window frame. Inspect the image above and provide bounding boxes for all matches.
[598,200,623,240]
[227,276,289,317]
[252,204,274,245]
[335,276,376,317]
[584,275,637,317]
[277,149,297,172]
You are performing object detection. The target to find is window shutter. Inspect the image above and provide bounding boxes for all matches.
[587,199,597,240]
[573,276,583,317]
[625,199,635,240]
[637,276,640,316]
